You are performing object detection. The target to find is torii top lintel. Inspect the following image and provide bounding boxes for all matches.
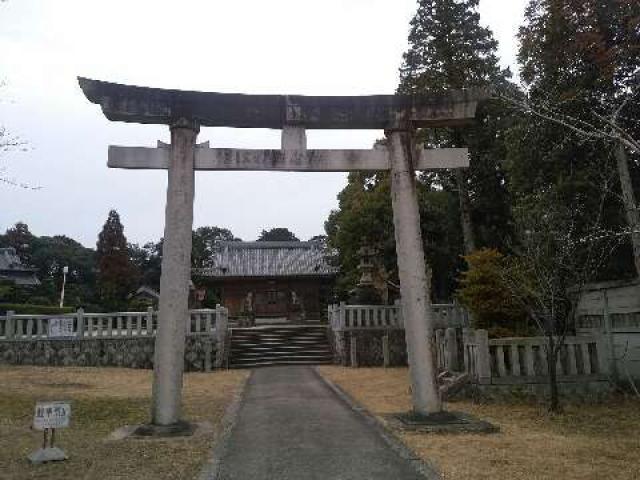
[78,77,489,130]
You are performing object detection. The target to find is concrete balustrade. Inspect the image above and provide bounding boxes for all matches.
[0,307,227,341]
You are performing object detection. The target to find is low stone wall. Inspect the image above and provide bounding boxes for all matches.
[330,329,408,367]
[468,379,614,403]
[0,336,217,372]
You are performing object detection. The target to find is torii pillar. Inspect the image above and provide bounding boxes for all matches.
[388,126,441,413]
[152,118,199,427]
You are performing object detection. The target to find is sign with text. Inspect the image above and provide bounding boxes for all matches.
[48,318,75,338]
[33,401,71,430]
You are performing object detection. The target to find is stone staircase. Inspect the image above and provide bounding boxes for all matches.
[228,325,333,368]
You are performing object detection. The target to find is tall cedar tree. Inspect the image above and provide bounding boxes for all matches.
[512,0,640,279]
[326,1,516,302]
[96,210,137,310]
[398,0,516,278]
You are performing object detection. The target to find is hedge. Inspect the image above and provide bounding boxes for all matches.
[0,304,75,315]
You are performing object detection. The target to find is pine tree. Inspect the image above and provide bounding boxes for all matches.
[96,210,136,310]
[398,0,516,263]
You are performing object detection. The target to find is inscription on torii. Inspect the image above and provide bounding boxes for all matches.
[78,76,488,432]
[108,134,470,172]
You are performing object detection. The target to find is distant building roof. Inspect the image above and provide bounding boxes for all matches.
[130,286,160,300]
[194,241,337,278]
[0,247,40,286]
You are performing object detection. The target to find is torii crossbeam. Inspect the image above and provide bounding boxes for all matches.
[79,77,488,432]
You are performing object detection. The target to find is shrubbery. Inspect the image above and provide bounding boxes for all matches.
[457,249,529,337]
[0,303,75,315]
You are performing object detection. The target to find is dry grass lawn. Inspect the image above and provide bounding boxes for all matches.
[319,366,640,480]
[0,366,248,480]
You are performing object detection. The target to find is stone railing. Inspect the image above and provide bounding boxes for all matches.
[0,306,230,371]
[463,330,609,385]
[328,302,470,332]
[0,307,228,340]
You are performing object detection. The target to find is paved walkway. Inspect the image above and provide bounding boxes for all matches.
[213,366,431,480]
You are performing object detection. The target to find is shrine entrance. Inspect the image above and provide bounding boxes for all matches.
[79,77,487,429]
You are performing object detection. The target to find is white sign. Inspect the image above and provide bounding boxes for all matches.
[48,318,75,338]
[33,401,71,430]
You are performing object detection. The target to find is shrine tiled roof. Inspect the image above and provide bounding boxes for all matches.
[194,241,337,278]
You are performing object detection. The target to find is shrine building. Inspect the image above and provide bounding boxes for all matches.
[195,241,336,323]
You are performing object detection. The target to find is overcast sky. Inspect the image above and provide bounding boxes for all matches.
[0,0,528,247]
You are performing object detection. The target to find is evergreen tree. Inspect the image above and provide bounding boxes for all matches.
[96,210,136,310]
[511,0,640,279]
[325,171,463,302]
[257,228,299,242]
[397,0,517,292]
[399,0,505,94]
[1,222,35,263]
[192,226,240,268]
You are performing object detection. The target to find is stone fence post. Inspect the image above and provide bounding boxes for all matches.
[595,334,611,376]
[475,329,491,384]
[215,305,229,369]
[5,310,15,340]
[146,307,154,335]
[445,327,458,371]
[76,308,85,339]
[350,332,358,368]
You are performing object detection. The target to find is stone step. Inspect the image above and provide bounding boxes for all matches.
[231,331,328,338]
[231,345,331,355]
[231,337,329,345]
[231,337,328,345]
[231,354,334,365]
[232,349,332,358]
[228,324,333,369]
[231,324,326,330]
[230,358,334,369]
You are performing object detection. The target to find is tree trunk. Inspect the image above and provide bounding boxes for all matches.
[456,169,476,255]
[615,143,640,277]
[546,333,561,413]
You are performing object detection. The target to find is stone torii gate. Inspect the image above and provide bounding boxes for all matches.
[79,77,487,429]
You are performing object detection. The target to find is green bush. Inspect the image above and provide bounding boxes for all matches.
[0,303,75,315]
[457,249,529,337]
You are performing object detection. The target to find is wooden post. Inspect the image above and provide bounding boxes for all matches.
[475,329,491,384]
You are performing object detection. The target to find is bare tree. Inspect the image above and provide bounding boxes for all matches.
[500,185,621,412]
[0,80,37,190]
[499,89,640,276]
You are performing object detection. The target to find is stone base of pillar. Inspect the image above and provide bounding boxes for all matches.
[132,420,197,438]
[386,411,498,434]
